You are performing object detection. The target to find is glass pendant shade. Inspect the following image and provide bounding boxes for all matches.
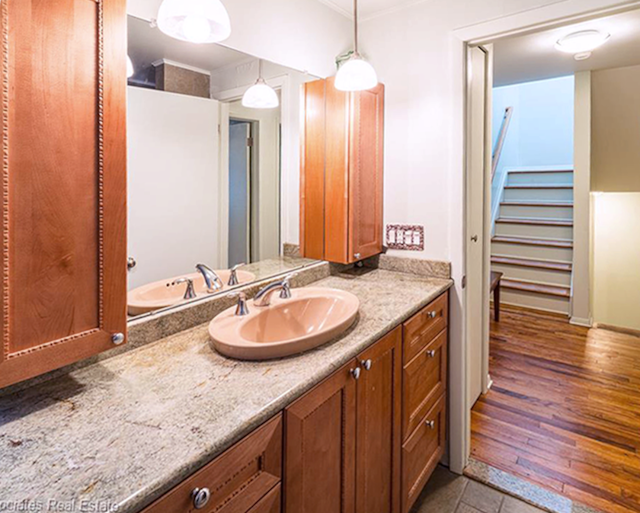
[127,56,134,78]
[242,78,279,109]
[157,0,231,44]
[335,55,378,92]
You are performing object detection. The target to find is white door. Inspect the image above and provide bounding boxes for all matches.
[466,46,492,409]
[228,122,251,267]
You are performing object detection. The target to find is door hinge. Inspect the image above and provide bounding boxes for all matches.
[462,275,467,289]
[247,137,254,147]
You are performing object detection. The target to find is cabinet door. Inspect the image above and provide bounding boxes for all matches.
[285,360,358,513]
[356,327,402,513]
[349,84,384,263]
[0,0,127,388]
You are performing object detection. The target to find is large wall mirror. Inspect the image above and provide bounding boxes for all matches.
[126,15,319,319]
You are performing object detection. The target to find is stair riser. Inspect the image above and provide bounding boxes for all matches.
[499,289,570,315]
[504,188,574,202]
[495,222,574,239]
[491,242,573,261]
[507,172,574,185]
[500,205,574,220]
[492,263,572,287]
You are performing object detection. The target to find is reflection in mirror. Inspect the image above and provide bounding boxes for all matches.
[126,15,319,319]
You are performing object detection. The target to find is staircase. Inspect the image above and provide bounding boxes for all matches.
[491,169,574,315]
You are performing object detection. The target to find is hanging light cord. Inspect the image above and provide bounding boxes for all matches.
[353,0,359,55]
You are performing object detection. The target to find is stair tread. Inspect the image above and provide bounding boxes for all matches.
[508,169,574,174]
[504,185,573,189]
[501,201,573,208]
[491,255,572,272]
[496,217,573,227]
[492,236,573,248]
[501,278,570,298]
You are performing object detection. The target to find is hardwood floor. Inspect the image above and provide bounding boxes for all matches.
[471,306,640,513]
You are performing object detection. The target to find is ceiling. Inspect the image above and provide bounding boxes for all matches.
[127,15,251,79]
[315,0,427,20]
[494,8,640,87]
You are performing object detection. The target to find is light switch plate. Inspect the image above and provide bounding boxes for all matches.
[386,224,424,251]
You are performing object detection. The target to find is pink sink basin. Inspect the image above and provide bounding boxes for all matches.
[128,270,256,316]
[208,288,360,360]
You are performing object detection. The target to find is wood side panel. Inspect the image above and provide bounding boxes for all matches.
[144,414,282,513]
[324,76,349,263]
[349,84,384,263]
[0,0,127,388]
[356,327,402,513]
[299,79,325,260]
[285,360,357,513]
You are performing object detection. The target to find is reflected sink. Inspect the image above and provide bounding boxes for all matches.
[128,270,256,316]
[208,288,360,360]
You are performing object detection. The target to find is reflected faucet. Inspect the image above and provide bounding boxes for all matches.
[254,274,295,307]
[172,277,197,300]
[228,263,246,287]
[196,264,224,293]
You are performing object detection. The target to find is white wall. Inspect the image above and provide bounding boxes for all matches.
[127,0,351,79]
[127,87,221,289]
[592,193,640,331]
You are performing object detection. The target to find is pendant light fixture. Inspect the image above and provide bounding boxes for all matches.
[555,29,610,61]
[157,0,231,44]
[242,60,279,109]
[335,0,378,92]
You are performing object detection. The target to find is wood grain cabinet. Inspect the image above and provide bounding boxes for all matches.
[300,77,384,264]
[0,0,128,388]
[285,327,402,513]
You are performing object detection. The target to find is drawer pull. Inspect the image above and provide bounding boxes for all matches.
[427,311,437,319]
[426,350,436,359]
[360,359,372,371]
[191,488,211,509]
[425,420,436,430]
[351,367,361,380]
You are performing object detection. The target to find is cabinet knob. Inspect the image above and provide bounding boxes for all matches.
[191,488,211,509]
[127,256,137,271]
[354,253,361,261]
[351,367,361,380]
[427,311,437,319]
[111,333,125,346]
[360,359,372,371]
[426,420,436,430]
[426,350,436,359]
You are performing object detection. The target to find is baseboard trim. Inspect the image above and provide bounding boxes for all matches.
[570,316,592,328]
[595,323,640,338]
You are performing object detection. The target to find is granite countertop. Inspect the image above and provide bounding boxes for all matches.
[0,268,452,512]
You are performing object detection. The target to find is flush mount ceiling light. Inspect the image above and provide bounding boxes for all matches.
[127,56,134,78]
[242,60,279,109]
[555,30,610,55]
[335,0,378,92]
[157,0,231,44]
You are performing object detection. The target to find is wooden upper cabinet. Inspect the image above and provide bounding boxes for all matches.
[300,77,384,264]
[0,0,128,388]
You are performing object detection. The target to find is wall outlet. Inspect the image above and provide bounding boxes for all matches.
[386,224,424,251]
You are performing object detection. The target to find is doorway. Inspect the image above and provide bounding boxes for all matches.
[228,120,253,267]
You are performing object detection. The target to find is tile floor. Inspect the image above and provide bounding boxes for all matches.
[412,466,547,513]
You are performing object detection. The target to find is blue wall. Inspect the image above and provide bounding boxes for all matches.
[493,76,575,173]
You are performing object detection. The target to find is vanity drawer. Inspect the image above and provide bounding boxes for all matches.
[143,414,282,513]
[248,484,281,513]
[403,292,448,365]
[401,394,446,513]
[403,329,447,440]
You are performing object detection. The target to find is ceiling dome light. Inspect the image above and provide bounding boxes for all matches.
[335,0,378,92]
[335,55,378,91]
[555,30,610,54]
[127,56,135,78]
[242,61,279,109]
[157,0,231,44]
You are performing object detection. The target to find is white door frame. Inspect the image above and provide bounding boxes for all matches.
[450,0,640,475]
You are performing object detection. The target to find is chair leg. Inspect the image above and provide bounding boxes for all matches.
[494,283,501,322]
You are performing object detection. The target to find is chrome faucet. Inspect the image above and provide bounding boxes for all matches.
[228,263,246,286]
[172,277,197,300]
[196,264,224,293]
[253,274,294,307]
[231,292,250,316]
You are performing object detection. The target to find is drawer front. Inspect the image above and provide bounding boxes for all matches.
[144,414,282,513]
[403,330,447,440]
[248,485,281,513]
[401,395,446,513]
[403,292,448,365]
